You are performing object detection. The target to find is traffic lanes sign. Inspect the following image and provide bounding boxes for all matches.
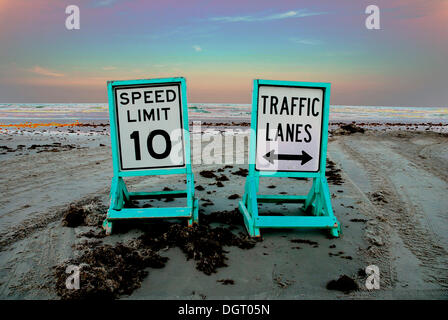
[255,84,324,172]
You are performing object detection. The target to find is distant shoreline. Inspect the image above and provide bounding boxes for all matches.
[1,104,447,126]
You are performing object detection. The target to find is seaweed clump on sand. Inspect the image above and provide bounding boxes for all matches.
[55,202,259,299]
[62,199,107,228]
[201,208,244,226]
[54,242,168,299]
[200,170,217,179]
[290,238,319,247]
[370,191,389,204]
[340,123,365,134]
[62,205,87,228]
[137,223,257,275]
[332,123,365,135]
[326,159,344,185]
[231,168,248,177]
[326,275,359,293]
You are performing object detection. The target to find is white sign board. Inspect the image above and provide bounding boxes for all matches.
[255,85,324,172]
[114,83,185,171]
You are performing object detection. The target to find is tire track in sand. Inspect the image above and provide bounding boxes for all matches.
[338,136,448,288]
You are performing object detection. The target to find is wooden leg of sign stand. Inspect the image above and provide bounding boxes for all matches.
[238,177,261,238]
[187,171,199,227]
[302,176,341,237]
[239,176,340,238]
[103,174,199,235]
[103,176,127,235]
[320,176,342,237]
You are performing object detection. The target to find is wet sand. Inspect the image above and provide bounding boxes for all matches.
[0,125,447,299]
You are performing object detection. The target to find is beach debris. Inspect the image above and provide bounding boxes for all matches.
[290,238,319,247]
[370,191,389,204]
[200,170,217,179]
[357,268,367,278]
[62,199,107,228]
[326,275,359,293]
[273,275,295,288]
[332,123,365,135]
[202,208,244,226]
[137,224,257,275]
[55,242,168,299]
[340,123,365,134]
[326,159,344,185]
[55,201,259,299]
[78,229,106,239]
[227,194,240,200]
[0,145,13,153]
[195,185,205,191]
[231,168,248,177]
[215,174,229,182]
[217,279,235,285]
[1,143,84,154]
[62,206,87,228]
[328,251,351,259]
[350,218,368,223]
[201,198,214,207]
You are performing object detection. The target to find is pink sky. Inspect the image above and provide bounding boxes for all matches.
[0,0,447,106]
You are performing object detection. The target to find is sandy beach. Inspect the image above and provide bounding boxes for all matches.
[0,123,447,300]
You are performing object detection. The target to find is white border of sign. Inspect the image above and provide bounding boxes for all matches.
[112,82,186,171]
[254,84,325,173]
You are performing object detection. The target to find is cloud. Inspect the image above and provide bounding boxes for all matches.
[210,10,326,23]
[28,66,64,77]
[102,66,117,71]
[289,38,322,45]
[193,45,202,52]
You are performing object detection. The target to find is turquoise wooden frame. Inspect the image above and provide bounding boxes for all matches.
[103,77,198,234]
[238,79,340,238]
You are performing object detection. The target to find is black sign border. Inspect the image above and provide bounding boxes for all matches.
[113,82,186,171]
[255,84,325,173]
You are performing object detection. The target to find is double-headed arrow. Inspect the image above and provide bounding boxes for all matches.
[263,149,313,165]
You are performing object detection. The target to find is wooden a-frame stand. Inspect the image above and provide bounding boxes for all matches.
[239,175,340,237]
[238,79,341,238]
[102,77,198,235]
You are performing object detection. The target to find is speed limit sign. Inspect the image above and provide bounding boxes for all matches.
[111,80,186,171]
[104,77,198,235]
